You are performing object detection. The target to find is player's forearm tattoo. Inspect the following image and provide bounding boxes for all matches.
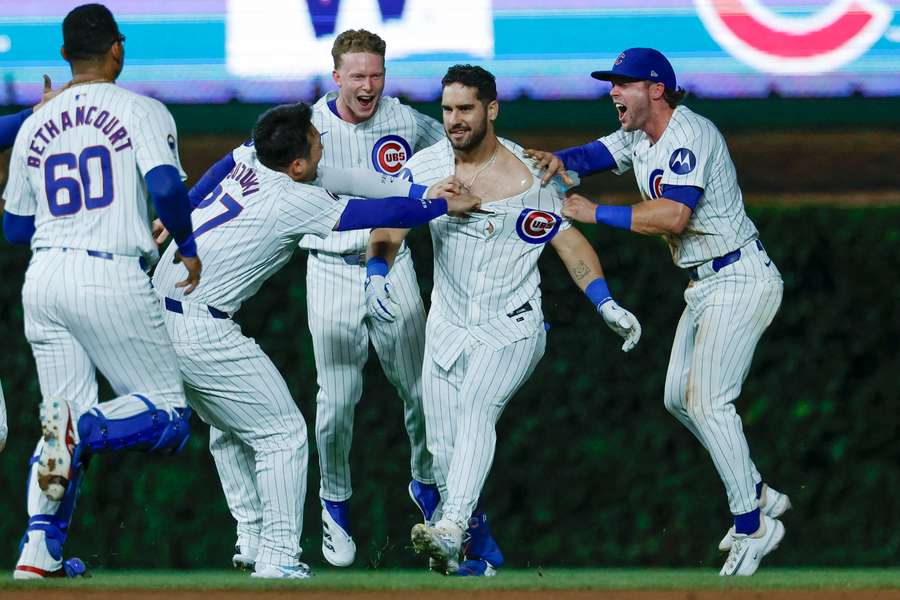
[572,261,592,281]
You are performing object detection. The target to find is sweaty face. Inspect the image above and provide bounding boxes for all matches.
[333,52,385,124]
[442,83,491,152]
[609,79,653,132]
[297,126,324,182]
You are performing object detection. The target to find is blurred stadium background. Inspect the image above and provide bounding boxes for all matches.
[1,0,898,572]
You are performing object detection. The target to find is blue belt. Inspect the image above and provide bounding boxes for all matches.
[688,240,763,281]
[164,296,229,319]
[37,247,147,270]
[309,249,367,266]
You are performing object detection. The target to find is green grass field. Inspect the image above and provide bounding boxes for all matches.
[2,569,899,591]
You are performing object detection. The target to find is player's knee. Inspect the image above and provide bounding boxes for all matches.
[78,396,191,455]
[663,387,683,416]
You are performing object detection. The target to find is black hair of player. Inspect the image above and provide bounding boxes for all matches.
[253,103,315,170]
[441,65,497,104]
[62,4,124,62]
[664,87,687,108]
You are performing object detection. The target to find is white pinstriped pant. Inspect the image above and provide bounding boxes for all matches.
[22,249,186,422]
[17,249,188,571]
[307,246,433,502]
[664,241,783,515]
[163,309,307,567]
[423,317,546,529]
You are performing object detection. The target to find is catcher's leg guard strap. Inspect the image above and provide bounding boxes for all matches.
[77,395,191,454]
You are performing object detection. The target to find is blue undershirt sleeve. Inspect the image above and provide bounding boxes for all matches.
[2,212,36,245]
[146,165,197,257]
[335,197,448,231]
[660,184,703,211]
[0,108,32,150]
[555,140,617,177]
[188,153,236,209]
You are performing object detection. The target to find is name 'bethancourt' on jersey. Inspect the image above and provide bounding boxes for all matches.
[26,106,133,168]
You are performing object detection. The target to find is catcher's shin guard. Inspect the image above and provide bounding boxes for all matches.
[78,395,191,454]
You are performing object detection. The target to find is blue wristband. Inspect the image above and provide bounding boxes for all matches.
[585,277,612,308]
[366,256,389,277]
[595,205,632,230]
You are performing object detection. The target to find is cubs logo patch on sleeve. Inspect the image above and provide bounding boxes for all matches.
[372,135,412,175]
[515,209,561,244]
[669,148,697,175]
[649,168,664,199]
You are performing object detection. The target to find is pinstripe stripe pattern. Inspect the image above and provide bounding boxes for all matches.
[302,93,442,502]
[152,149,354,567]
[4,84,186,262]
[6,82,190,574]
[403,136,563,529]
[605,107,784,518]
[664,243,782,515]
[153,150,346,315]
[599,106,758,268]
[166,314,308,566]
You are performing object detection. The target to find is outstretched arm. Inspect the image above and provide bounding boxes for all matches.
[550,227,642,352]
[563,194,695,236]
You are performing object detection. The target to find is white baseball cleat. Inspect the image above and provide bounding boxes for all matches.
[37,398,76,502]
[321,505,355,567]
[251,562,312,579]
[719,514,785,576]
[719,484,792,551]
[411,520,463,575]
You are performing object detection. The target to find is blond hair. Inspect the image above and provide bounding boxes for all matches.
[331,29,386,69]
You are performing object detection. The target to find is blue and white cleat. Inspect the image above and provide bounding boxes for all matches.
[408,480,441,524]
[719,484,791,552]
[455,511,504,577]
[321,499,355,567]
[251,562,312,579]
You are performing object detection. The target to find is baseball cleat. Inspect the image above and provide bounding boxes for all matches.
[719,514,785,576]
[232,544,257,570]
[408,480,441,524]
[411,520,462,575]
[37,398,77,502]
[719,485,792,551]
[321,501,355,567]
[251,562,312,579]
[14,558,88,580]
[455,558,498,577]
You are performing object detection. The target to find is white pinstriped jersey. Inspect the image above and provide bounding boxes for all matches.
[3,84,186,261]
[299,92,445,253]
[600,106,758,268]
[153,145,347,315]
[405,137,570,366]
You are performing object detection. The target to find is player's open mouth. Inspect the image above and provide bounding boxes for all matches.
[358,95,375,109]
[615,103,627,119]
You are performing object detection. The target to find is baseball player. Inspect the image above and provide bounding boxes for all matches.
[152,102,473,578]
[528,48,790,576]
[303,29,451,567]
[2,4,200,579]
[366,65,642,575]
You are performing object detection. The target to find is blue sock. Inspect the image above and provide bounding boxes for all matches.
[734,508,761,535]
[756,481,763,499]
[323,499,351,534]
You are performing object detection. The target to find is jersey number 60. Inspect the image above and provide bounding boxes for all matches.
[44,146,114,217]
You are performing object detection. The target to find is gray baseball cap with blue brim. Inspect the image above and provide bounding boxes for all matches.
[590,47,677,90]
